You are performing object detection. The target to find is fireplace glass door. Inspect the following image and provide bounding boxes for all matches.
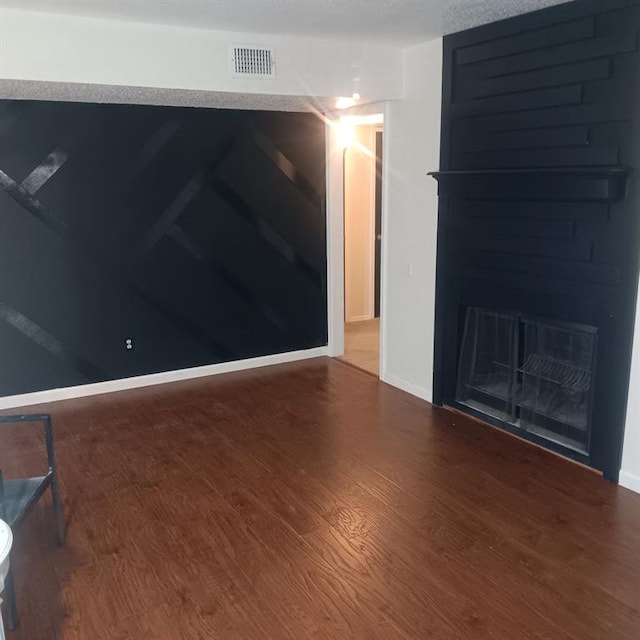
[456,307,597,455]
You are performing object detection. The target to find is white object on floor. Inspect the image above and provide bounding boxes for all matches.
[0,520,12,640]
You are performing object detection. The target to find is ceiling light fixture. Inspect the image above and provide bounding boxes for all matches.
[336,96,355,110]
[335,92,361,110]
[336,120,356,149]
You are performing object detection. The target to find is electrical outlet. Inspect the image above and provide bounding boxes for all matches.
[125,338,134,351]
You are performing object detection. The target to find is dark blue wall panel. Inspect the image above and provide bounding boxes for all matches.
[0,102,327,396]
[434,0,640,480]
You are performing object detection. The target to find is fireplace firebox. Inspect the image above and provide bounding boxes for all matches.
[456,308,597,455]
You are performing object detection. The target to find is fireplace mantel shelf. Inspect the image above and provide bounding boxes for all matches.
[428,167,631,202]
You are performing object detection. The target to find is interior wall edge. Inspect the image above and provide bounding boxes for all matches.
[0,346,328,411]
[382,37,442,400]
[622,258,640,493]
[325,120,345,358]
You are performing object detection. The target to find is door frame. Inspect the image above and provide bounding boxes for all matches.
[374,127,383,319]
[325,106,389,377]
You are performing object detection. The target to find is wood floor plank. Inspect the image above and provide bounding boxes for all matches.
[0,357,638,639]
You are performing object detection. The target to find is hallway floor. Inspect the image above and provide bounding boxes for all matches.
[342,318,380,376]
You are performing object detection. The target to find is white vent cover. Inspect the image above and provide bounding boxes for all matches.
[231,45,275,78]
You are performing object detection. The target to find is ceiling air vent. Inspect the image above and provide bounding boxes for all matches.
[231,45,275,78]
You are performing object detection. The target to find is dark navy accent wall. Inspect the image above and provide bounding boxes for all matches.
[433,0,640,479]
[0,101,327,397]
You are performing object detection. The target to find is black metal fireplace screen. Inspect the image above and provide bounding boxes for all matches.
[456,307,597,454]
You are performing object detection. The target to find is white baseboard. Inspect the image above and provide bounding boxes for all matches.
[381,371,432,403]
[619,469,640,494]
[0,346,328,411]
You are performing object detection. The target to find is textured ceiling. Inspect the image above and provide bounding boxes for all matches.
[2,0,574,44]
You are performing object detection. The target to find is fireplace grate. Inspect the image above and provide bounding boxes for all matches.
[521,354,591,394]
[456,307,597,455]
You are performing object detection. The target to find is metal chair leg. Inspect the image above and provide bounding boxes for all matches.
[4,563,18,631]
[50,477,65,545]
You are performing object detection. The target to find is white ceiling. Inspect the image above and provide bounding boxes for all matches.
[2,0,574,45]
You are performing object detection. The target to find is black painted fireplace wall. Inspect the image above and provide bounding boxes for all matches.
[0,102,327,397]
[433,0,640,479]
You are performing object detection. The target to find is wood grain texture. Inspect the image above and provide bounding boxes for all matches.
[1,358,639,639]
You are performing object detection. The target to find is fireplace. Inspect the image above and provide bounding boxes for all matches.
[430,0,640,482]
[428,157,636,479]
[456,307,597,455]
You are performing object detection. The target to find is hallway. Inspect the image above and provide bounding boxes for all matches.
[342,318,380,376]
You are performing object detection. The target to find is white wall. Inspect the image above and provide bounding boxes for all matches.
[619,120,640,494]
[326,123,345,358]
[380,38,442,401]
[0,8,402,102]
[344,125,377,323]
[621,277,640,493]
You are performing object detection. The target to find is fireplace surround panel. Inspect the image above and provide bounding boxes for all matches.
[433,0,640,480]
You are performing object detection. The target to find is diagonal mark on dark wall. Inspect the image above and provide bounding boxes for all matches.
[127,121,241,267]
[167,224,289,333]
[251,128,323,208]
[11,103,117,199]
[119,119,183,189]
[0,168,234,360]
[211,178,323,290]
[135,170,206,262]
[0,300,106,382]
[21,149,69,195]
[0,102,328,395]
[0,169,68,233]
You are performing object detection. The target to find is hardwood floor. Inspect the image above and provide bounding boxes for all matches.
[1,357,639,639]
[342,319,380,376]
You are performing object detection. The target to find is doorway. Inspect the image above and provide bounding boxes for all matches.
[340,120,383,376]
